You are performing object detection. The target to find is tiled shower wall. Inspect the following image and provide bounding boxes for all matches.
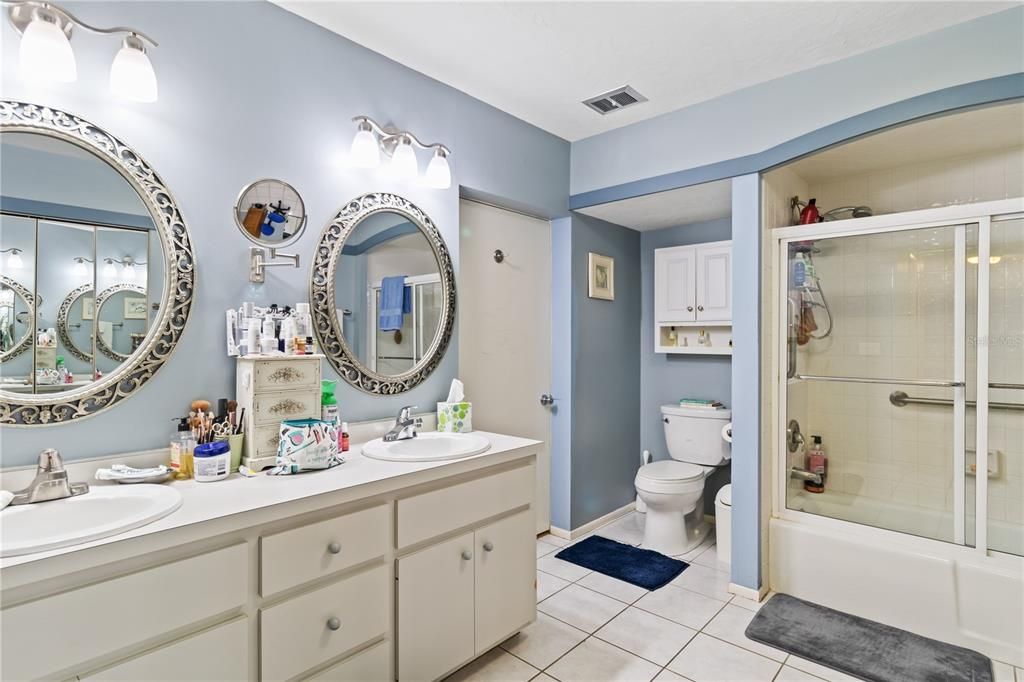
[807,146,1024,217]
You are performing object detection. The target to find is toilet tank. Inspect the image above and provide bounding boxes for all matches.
[661,405,732,466]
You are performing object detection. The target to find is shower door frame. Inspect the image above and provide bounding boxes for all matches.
[770,197,1024,561]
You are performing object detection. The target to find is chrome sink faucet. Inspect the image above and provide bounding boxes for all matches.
[9,449,89,505]
[384,405,422,442]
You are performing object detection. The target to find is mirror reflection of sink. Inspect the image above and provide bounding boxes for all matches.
[0,484,182,558]
[362,432,491,462]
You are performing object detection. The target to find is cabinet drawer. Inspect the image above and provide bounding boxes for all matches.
[82,617,249,681]
[397,463,533,549]
[1,544,247,681]
[253,390,320,425]
[255,359,320,392]
[261,503,390,597]
[261,565,389,681]
[253,422,283,456]
[307,639,390,681]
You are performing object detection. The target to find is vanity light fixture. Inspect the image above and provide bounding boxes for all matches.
[967,255,1002,265]
[349,116,452,189]
[2,248,24,270]
[71,256,93,276]
[5,0,159,101]
[102,256,145,280]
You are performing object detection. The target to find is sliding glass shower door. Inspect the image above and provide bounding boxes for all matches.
[779,204,1022,557]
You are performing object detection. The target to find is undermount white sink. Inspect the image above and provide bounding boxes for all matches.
[362,431,491,462]
[0,484,182,558]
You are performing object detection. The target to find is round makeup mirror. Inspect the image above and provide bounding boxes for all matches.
[234,179,307,248]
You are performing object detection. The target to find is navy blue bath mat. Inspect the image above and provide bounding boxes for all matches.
[554,536,687,590]
[746,594,993,682]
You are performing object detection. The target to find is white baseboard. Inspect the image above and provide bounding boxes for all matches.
[549,501,636,540]
[729,582,768,602]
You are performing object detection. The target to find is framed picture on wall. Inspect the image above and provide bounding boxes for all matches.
[124,297,147,320]
[81,296,94,320]
[588,252,614,301]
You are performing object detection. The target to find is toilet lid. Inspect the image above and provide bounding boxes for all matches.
[637,460,705,482]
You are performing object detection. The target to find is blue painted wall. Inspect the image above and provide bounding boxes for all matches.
[567,213,641,528]
[549,217,574,530]
[640,218,733,515]
[0,1,569,466]
[570,7,1024,195]
[729,174,763,591]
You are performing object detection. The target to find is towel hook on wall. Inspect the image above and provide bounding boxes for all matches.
[493,249,504,263]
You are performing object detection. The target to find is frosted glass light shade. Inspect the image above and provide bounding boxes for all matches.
[110,41,157,102]
[7,250,24,270]
[20,17,77,83]
[389,139,418,180]
[424,150,451,189]
[103,260,117,278]
[123,263,136,280]
[73,259,88,277]
[350,128,380,168]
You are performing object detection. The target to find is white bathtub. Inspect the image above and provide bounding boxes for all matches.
[770,495,1024,667]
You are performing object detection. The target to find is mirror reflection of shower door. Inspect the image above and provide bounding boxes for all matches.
[783,222,974,545]
[370,277,442,374]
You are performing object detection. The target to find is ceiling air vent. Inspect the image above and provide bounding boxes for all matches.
[583,86,648,115]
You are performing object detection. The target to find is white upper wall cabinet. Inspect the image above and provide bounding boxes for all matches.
[695,243,732,322]
[655,241,732,324]
[655,246,696,323]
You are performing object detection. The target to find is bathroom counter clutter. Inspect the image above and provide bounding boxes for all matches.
[0,430,540,682]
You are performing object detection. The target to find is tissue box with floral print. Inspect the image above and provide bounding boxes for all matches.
[437,402,472,433]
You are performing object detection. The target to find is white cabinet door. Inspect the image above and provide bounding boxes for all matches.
[655,246,696,322]
[474,509,536,654]
[696,244,732,322]
[397,532,475,682]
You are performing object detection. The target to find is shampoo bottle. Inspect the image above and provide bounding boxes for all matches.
[792,252,807,287]
[805,435,826,493]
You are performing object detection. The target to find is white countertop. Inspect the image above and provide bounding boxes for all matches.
[0,431,541,578]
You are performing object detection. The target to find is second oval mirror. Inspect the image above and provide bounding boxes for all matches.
[311,194,455,394]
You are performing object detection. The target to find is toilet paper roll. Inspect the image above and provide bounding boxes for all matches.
[721,422,732,443]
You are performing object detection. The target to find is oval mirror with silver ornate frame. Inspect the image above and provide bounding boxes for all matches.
[0,101,196,426]
[234,178,307,248]
[57,283,93,363]
[310,193,455,394]
[0,275,35,363]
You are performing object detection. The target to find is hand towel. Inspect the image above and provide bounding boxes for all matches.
[379,275,407,331]
[0,490,14,511]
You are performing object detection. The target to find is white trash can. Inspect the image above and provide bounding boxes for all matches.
[714,484,732,566]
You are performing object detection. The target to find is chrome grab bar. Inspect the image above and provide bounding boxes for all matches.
[890,391,1024,412]
[794,375,964,388]
[786,297,797,379]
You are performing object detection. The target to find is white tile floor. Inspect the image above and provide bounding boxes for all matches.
[446,511,1024,682]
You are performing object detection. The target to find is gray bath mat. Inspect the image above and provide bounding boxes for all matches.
[745,594,993,682]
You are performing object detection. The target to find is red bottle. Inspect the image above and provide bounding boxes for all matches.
[799,198,820,225]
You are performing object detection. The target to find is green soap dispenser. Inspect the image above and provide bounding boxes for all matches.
[321,380,339,425]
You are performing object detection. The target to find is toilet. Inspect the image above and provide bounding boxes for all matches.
[634,405,732,556]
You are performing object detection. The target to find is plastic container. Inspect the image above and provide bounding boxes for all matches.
[194,441,230,482]
[714,484,732,565]
[170,418,195,480]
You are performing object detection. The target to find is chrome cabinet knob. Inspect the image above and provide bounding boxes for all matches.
[326,617,341,631]
[539,394,555,407]
[483,541,494,552]
[687,306,694,312]
[461,550,473,561]
[697,305,704,311]
[327,542,341,555]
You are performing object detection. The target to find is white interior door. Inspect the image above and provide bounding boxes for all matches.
[459,199,552,533]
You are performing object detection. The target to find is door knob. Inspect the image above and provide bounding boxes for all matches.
[483,541,494,552]
[461,550,473,560]
[539,394,555,407]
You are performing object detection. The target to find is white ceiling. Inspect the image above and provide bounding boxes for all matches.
[275,1,1013,141]
[576,178,732,231]
[784,101,1024,183]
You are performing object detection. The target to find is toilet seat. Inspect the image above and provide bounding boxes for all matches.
[635,461,707,495]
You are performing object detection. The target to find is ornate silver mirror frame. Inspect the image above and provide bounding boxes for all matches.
[310,193,456,395]
[0,274,35,363]
[0,101,196,425]
[94,283,146,361]
[56,283,93,363]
